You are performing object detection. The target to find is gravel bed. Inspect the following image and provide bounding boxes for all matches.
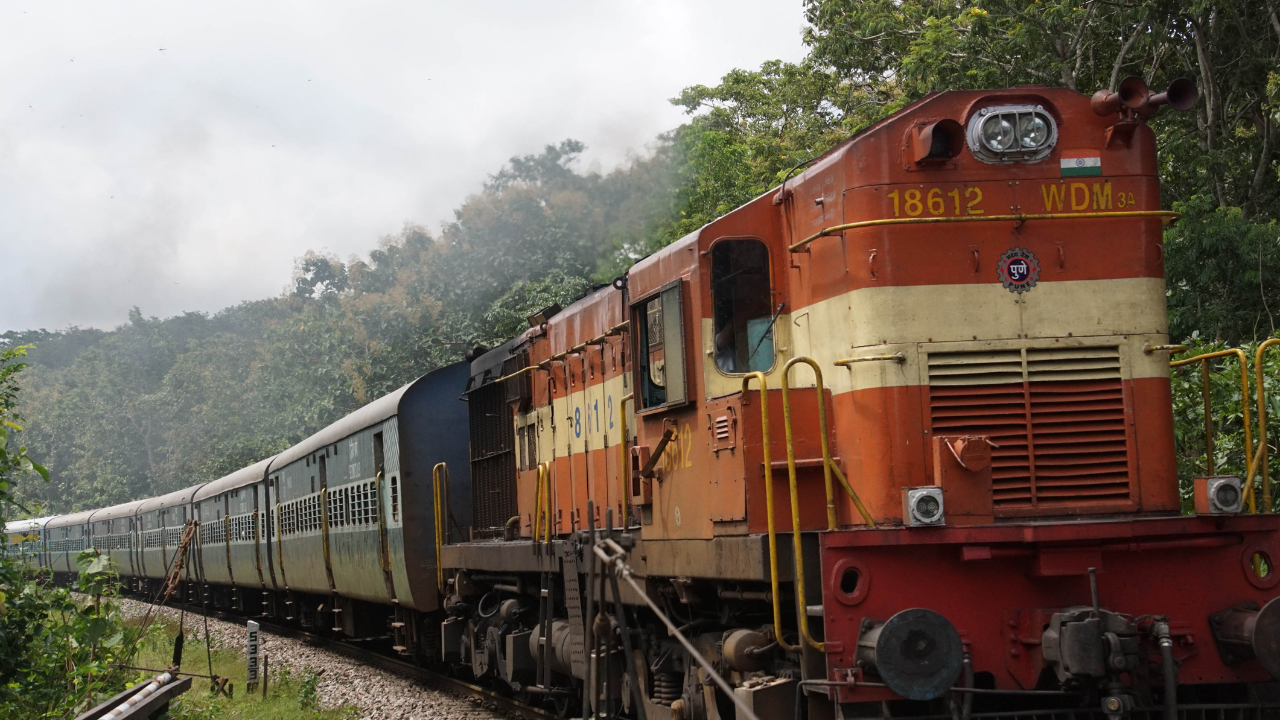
[116,598,507,720]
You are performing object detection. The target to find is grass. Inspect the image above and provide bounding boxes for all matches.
[125,616,358,720]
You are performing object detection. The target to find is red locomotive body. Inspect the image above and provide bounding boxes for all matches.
[452,80,1280,718]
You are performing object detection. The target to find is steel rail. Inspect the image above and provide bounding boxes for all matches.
[788,210,1182,252]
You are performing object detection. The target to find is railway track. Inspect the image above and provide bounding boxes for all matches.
[157,599,557,720]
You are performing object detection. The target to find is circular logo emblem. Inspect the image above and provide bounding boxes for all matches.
[998,248,1040,294]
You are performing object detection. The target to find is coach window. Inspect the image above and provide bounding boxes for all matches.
[711,239,776,374]
[635,281,687,411]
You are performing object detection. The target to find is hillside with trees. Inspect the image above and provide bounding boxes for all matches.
[3,0,1278,513]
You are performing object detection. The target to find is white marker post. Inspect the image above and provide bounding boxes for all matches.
[246,620,260,691]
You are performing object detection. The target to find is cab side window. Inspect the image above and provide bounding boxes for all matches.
[711,239,776,374]
[636,282,687,411]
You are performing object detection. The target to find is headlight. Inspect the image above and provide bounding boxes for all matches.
[1017,114,1049,148]
[915,494,941,520]
[981,116,1015,151]
[1215,483,1240,508]
[1196,475,1243,514]
[967,105,1058,163]
[902,487,945,526]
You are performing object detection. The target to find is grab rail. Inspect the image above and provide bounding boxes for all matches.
[740,372,799,654]
[432,463,449,593]
[791,358,877,528]
[532,462,554,548]
[1254,340,1280,513]
[1170,349,1253,486]
[782,358,838,531]
[619,394,633,528]
[545,461,555,540]
[789,210,1181,252]
[779,359,829,652]
[274,503,287,589]
[532,462,545,545]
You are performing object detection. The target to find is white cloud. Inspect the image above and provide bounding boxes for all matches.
[0,0,806,331]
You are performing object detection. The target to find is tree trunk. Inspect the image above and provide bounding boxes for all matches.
[1190,15,1228,207]
[1247,110,1274,219]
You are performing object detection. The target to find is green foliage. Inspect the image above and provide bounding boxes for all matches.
[297,670,321,712]
[1165,197,1280,344]
[0,550,137,718]
[0,346,50,499]
[484,270,594,343]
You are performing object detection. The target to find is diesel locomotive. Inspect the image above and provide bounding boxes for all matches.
[9,78,1280,720]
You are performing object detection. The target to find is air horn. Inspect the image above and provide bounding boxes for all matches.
[1092,76,1198,117]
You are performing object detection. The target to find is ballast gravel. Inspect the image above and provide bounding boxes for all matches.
[117,598,506,720]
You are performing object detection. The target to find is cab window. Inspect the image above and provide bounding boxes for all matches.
[636,282,687,411]
[711,239,776,374]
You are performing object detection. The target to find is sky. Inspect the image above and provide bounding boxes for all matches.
[0,1,807,333]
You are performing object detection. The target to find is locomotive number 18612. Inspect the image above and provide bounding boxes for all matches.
[887,187,985,217]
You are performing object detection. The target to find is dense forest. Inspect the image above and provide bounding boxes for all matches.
[3,0,1279,513]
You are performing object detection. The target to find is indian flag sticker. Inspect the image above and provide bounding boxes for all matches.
[1060,151,1102,177]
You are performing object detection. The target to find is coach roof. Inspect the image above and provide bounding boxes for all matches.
[6,516,57,533]
[138,485,206,515]
[193,457,275,503]
[46,509,97,530]
[272,382,412,471]
[91,499,146,522]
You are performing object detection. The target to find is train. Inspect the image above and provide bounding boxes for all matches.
[8,77,1280,720]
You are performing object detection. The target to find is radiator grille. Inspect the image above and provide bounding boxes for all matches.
[927,346,1131,511]
[468,381,517,536]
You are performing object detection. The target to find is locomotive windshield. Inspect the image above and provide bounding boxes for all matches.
[710,239,774,374]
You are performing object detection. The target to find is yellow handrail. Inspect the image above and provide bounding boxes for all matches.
[534,461,553,545]
[827,460,876,528]
[834,353,906,366]
[1253,339,1280,513]
[779,358,830,652]
[619,394,633,528]
[740,372,799,653]
[432,463,448,593]
[789,210,1181,252]
[781,358,838,531]
[1171,349,1253,505]
[532,462,546,543]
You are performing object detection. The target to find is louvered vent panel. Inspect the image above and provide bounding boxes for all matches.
[714,416,731,441]
[927,346,1131,511]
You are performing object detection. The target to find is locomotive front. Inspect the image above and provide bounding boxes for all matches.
[771,82,1280,714]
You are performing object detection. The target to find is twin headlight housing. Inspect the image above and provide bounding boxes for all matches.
[966,105,1058,164]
